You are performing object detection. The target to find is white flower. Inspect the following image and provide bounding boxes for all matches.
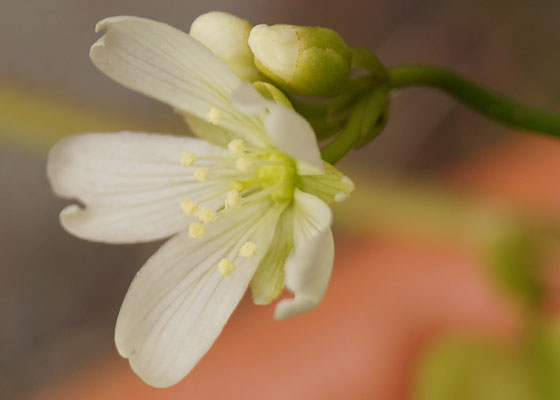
[47,15,354,388]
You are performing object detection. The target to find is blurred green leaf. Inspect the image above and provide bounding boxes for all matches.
[484,225,543,308]
[414,337,533,400]
[0,81,184,153]
[528,320,560,399]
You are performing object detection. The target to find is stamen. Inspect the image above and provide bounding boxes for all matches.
[180,152,197,167]
[193,168,210,182]
[228,139,246,155]
[235,157,254,172]
[239,241,258,258]
[198,207,217,224]
[218,258,235,276]
[229,180,244,192]
[188,222,206,238]
[225,190,242,209]
[206,107,222,125]
[180,199,198,215]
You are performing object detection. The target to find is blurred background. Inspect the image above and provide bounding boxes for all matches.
[2,0,560,399]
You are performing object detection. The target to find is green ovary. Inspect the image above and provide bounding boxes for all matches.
[256,152,296,203]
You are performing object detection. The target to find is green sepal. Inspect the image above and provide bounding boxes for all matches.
[252,81,293,108]
[251,209,294,305]
[350,48,387,80]
[297,161,354,204]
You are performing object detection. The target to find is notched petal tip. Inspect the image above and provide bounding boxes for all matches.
[94,18,108,33]
[273,295,318,320]
[89,37,105,58]
[94,15,129,33]
[58,204,90,239]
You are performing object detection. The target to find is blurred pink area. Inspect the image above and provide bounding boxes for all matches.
[29,133,560,399]
[2,1,560,398]
[30,237,519,400]
[449,134,560,215]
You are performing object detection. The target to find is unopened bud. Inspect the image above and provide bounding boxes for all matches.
[248,24,351,97]
[190,12,263,82]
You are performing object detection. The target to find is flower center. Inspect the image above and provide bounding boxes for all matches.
[255,152,296,203]
[177,139,296,276]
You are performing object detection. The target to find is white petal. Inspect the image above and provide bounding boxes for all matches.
[115,201,281,387]
[274,189,334,320]
[90,16,269,146]
[231,84,324,173]
[265,104,324,174]
[230,82,270,114]
[47,132,227,243]
[184,114,239,148]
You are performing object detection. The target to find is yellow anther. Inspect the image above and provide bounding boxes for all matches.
[235,157,254,172]
[225,190,242,209]
[218,258,236,276]
[193,168,209,182]
[198,207,217,224]
[180,199,198,216]
[188,222,207,238]
[239,241,258,258]
[206,107,222,125]
[228,139,246,155]
[180,152,197,167]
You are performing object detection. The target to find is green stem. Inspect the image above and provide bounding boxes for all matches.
[321,94,368,164]
[388,65,560,136]
[321,87,388,163]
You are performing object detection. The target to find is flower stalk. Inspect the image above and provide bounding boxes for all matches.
[291,45,560,165]
[387,65,560,137]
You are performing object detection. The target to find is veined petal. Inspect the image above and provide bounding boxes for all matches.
[90,16,269,146]
[115,201,281,387]
[231,84,324,173]
[274,189,334,320]
[47,132,227,243]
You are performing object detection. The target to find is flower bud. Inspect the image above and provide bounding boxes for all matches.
[190,12,263,82]
[248,24,351,97]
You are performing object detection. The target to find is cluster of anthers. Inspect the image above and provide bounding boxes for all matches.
[179,131,297,277]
